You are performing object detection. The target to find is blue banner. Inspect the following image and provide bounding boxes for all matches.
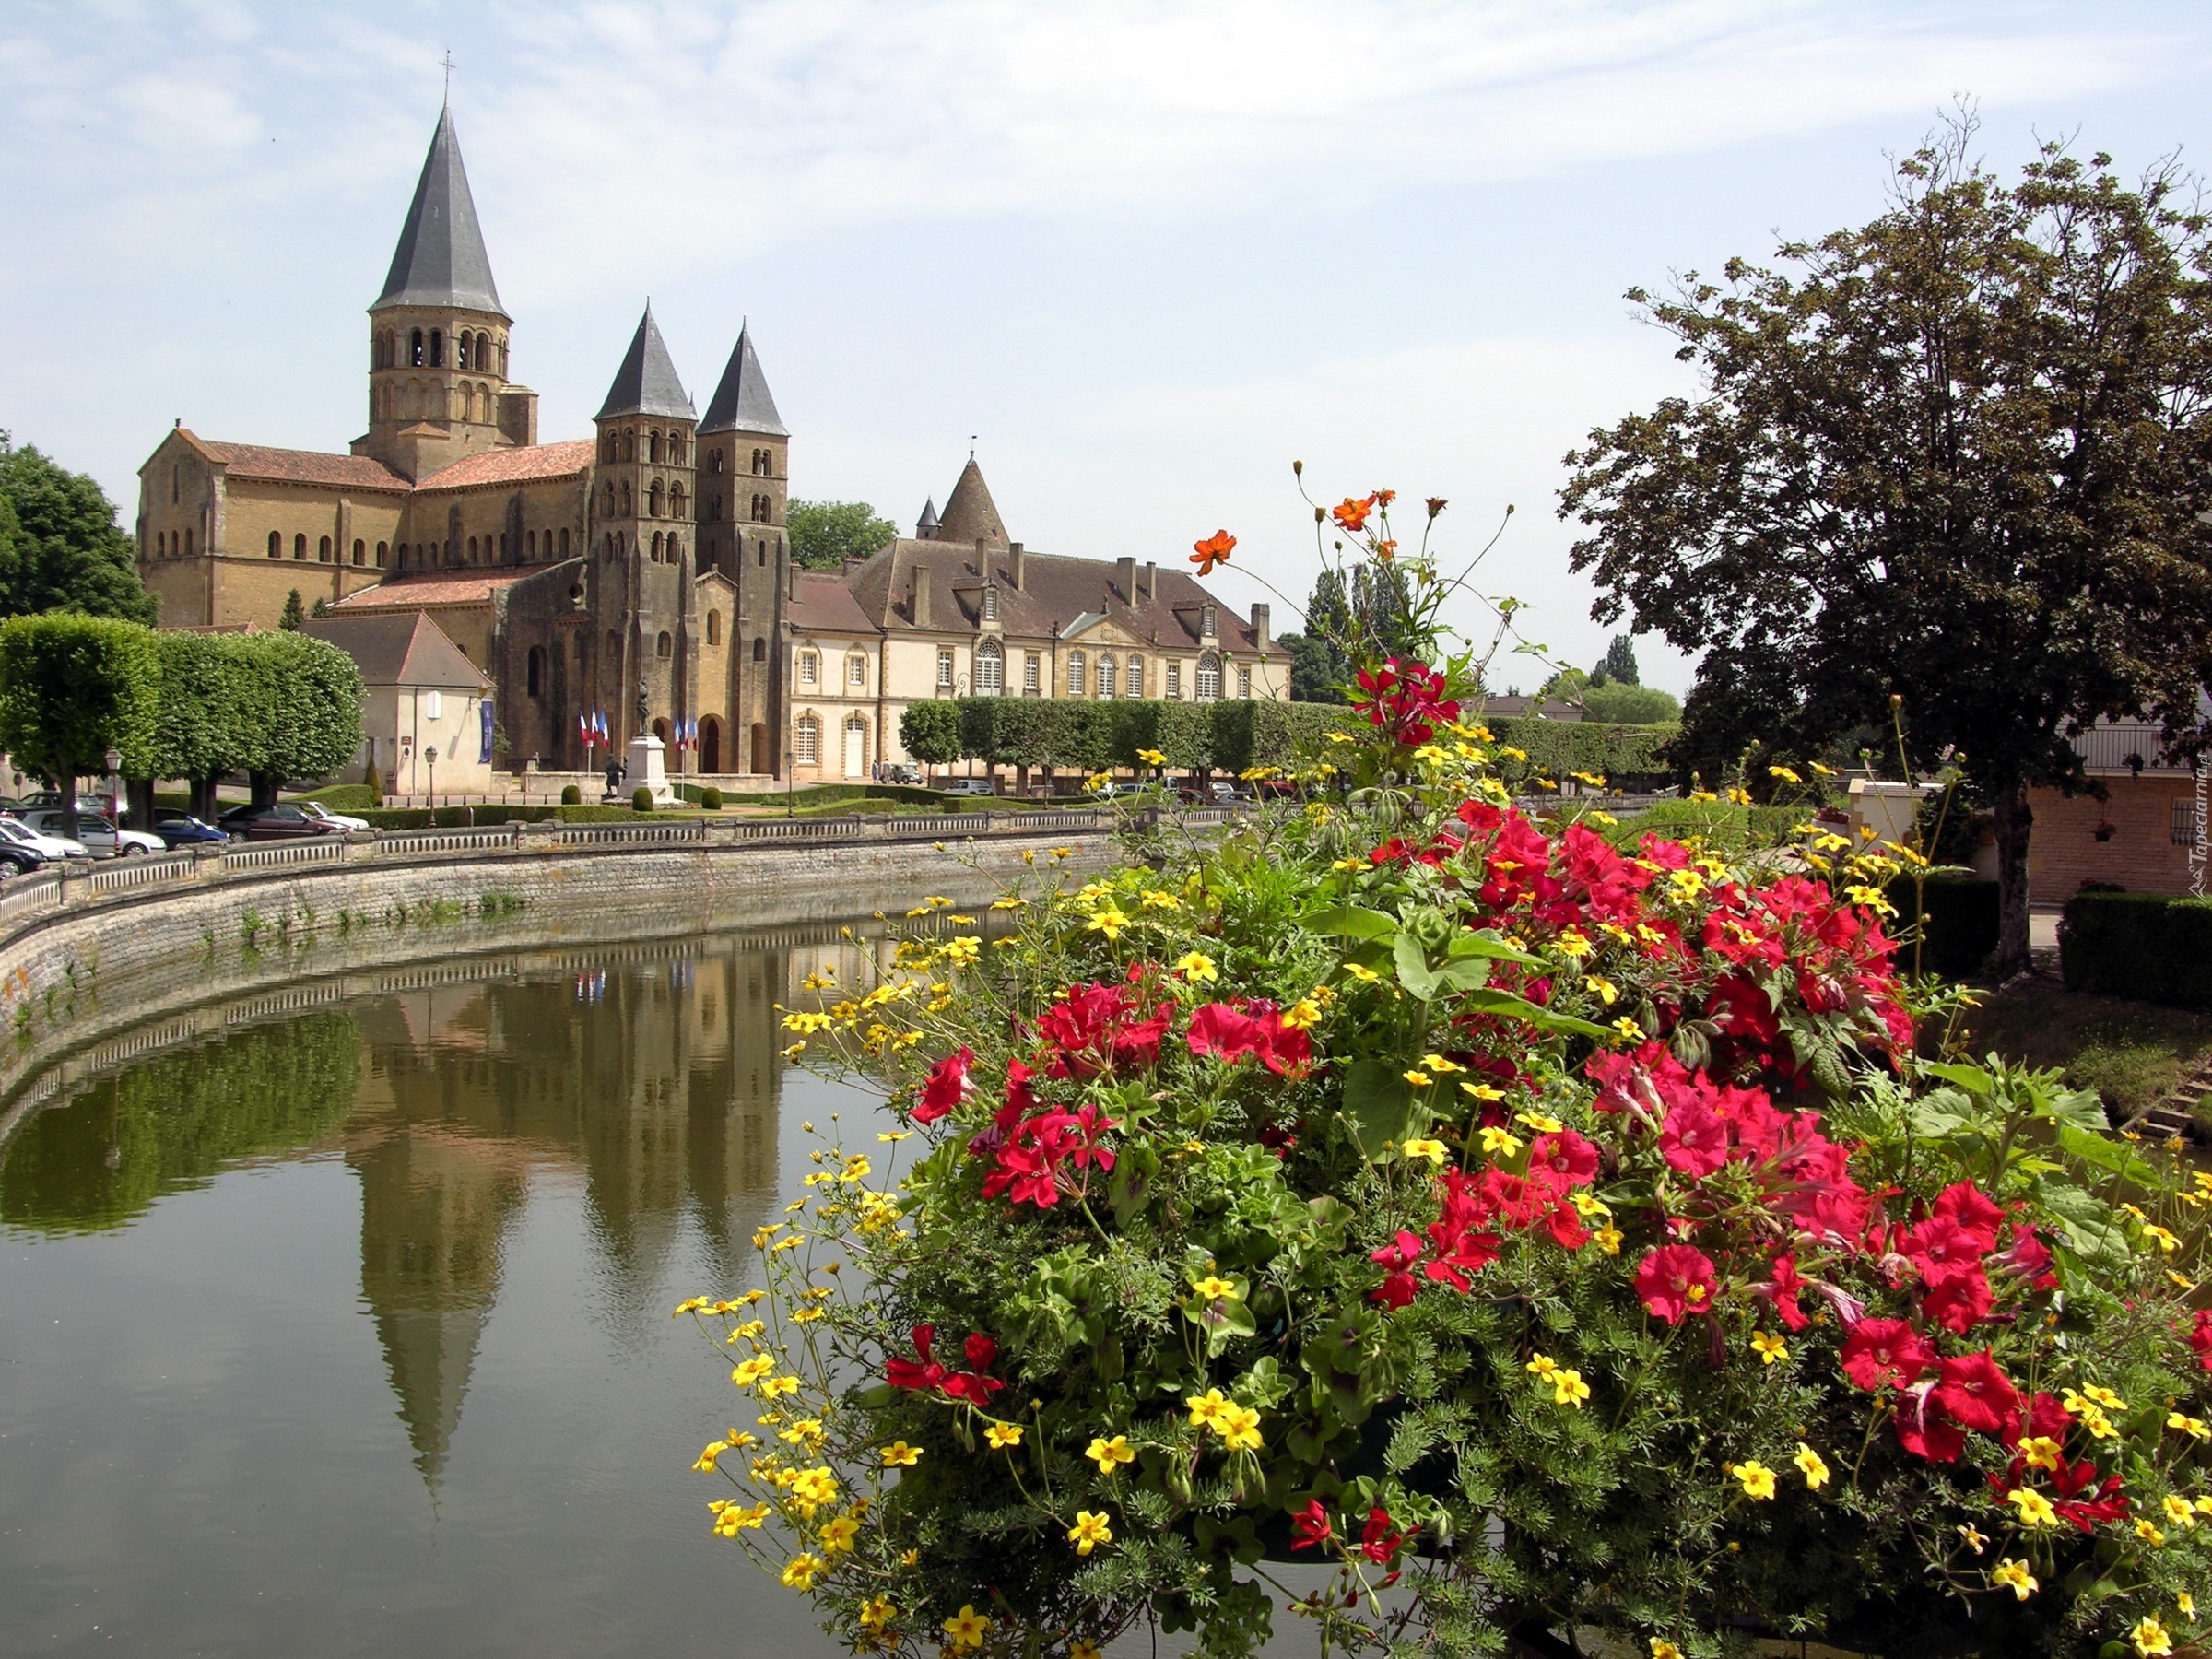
[479,698,495,765]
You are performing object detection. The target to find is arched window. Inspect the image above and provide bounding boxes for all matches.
[1196,652,1221,700]
[706,611,721,645]
[604,533,616,560]
[666,534,681,560]
[651,531,664,562]
[710,450,724,474]
[621,480,633,517]
[559,528,570,557]
[616,532,626,558]
[648,480,664,518]
[752,637,767,662]
[315,535,329,562]
[670,483,686,519]
[601,435,617,465]
[648,430,662,465]
[1066,651,1086,696]
[184,529,194,555]
[1098,654,1116,700]
[671,434,687,465]
[976,637,1004,694]
[468,536,479,561]
[267,531,281,559]
[699,715,720,773]
[601,482,616,517]
[477,385,491,423]
[1125,654,1143,697]
[429,328,442,366]
[376,542,388,567]
[526,646,544,697]
[457,331,471,369]
[352,538,364,565]
[293,534,307,560]
[794,713,820,765]
[757,541,767,568]
[707,494,720,522]
[411,328,424,365]
[623,429,636,462]
[526,530,536,558]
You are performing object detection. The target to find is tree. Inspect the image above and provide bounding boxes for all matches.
[279,590,306,631]
[899,700,962,769]
[1579,678,1680,725]
[236,630,363,803]
[0,434,158,623]
[1560,118,2212,976]
[1590,633,1640,687]
[788,500,898,571]
[148,631,254,820]
[1277,631,1345,703]
[0,614,160,837]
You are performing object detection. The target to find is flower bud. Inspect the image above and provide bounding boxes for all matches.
[1889,693,1904,710]
[1292,460,1303,475]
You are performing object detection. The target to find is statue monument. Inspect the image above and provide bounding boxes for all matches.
[623,677,677,806]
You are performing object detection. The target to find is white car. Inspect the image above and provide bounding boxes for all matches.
[21,810,162,858]
[295,802,371,832]
[0,816,88,861]
[940,778,997,797]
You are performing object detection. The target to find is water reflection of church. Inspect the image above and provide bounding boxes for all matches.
[343,931,879,1484]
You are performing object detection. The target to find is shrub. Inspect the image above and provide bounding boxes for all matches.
[701,786,724,810]
[560,783,582,806]
[1886,874,2000,981]
[631,786,653,813]
[430,805,471,828]
[2062,890,2212,1009]
[357,807,432,830]
[296,782,376,809]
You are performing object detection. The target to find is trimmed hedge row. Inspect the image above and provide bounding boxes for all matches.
[2061,890,2212,1009]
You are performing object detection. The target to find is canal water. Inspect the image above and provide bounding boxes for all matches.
[0,924,894,1658]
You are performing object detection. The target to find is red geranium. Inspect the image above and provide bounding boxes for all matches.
[913,1046,974,1124]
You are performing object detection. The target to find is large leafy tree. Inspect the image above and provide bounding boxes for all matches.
[0,615,161,837]
[788,500,898,571]
[147,631,255,820]
[235,630,364,804]
[1560,119,2212,975]
[0,435,158,623]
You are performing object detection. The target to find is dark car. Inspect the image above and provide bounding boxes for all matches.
[216,803,344,841]
[152,811,227,850]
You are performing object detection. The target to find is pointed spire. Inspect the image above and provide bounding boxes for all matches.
[915,497,939,538]
[596,305,695,421]
[700,323,787,436]
[935,456,1008,550]
[374,106,506,318]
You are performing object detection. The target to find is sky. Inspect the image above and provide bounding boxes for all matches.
[5,1,2211,694]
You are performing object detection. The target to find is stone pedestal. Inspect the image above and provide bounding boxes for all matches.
[625,735,677,806]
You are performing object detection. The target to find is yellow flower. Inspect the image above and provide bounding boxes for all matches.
[1768,765,1802,784]
[789,1467,840,1513]
[1957,1524,1985,1554]
[1401,1138,1448,1165]
[1993,1558,2038,1600]
[1402,1069,1433,1088]
[1732,1460,1777,1500]
[1612,1016,1646,1042]
[2135,1615,2174,1656]
[1085,771,1112,791]
[2083,1383,2128,1410]
[1086,1434,1136,1474]
[1190,1275,1239,1300]
[1070,1642,1101,1659]
[2018,1436,2064,1472]
[1280,996,1323,1029]
[881,1441,923,1467]
[944,1605,991,1650]
[819,1515,861,1555]
[1548,1368,1591,1407]
[732,1355,776,1387]
[1583,974,1619,1006]
[1478,1125,1524,1159]
[1650,1641,1683,1659]
[985,1422,1025,1450]
[1459,1080,1505,1103]
[941,935,982,967]
[1750,1331,1790,1367]
[1593,1225,1624,1255]
[1794,1442,1830,1489]
[1135,748,1167,766]
[692,1441,725,1474]
[2180,1591,2195,1618]
[2164,1494,2198,1529]
[2169,1413,2209,1440]
[782,1551,826,1590]
[858,1596,898,1631]
[2006,1488,2060,1528]
[1518,1111,1565,1134]
[1173,950,1218,982]
[1186,1388,1231,1430]
[1525,1353,1559,1379]
[1217,1403,1264,1451]
[1067,1510,1114,1556]
[712,1500,771,1536]
[1420,1053,1465,1074]
[2139,1519,2169,1547]
[759,1373,802,1399]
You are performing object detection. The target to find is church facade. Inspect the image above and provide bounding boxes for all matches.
[133,104,1285,791]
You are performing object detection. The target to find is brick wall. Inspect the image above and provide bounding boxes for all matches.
[2028,775,2206,905]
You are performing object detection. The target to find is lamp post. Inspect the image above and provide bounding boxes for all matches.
[425,745,438,806]
[102,746,121,825]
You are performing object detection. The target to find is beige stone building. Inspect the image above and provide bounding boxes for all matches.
[301,611,496,799]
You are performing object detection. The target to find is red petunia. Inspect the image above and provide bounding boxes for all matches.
[1839,1317,1933,1391]
[1528,1129,1599,1187]
[1657,1099,1729,1178]
[913,1046,974,1124]
[1892,1382,1965,1463]
[1934,1349,2019,1434]
[1919,1266,1994,1334]
[1634,1243,1718,1324]
[2193,1309,2212,1372]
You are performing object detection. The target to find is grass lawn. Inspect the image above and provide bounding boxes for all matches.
[1957,978,2212,1127]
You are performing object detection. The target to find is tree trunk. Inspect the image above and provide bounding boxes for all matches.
[56,768,76,843]
[126,778,156,835]
[189,777,216,820]
[1990,776,2035,980]
[250,771,279,808]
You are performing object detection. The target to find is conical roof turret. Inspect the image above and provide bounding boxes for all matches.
[915,498,939,537]
[373,106,507,318]
[934,457,1007,549]
[596,306,695,421]
[700,323,787,436]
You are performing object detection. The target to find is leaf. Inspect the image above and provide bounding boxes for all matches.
[1921,1061,1994,1095]
[1307,905,1399,941]
[2052,1120,2158,1189]
[1447,929,1546,969]
[1340,1060,1414,1159]
[1393,933,1441,1001]
[2034,1178,2128,1271]
[1451,987,1612,1040]
[1107,1142,1162,1226]
[2041,1087,2110,1134]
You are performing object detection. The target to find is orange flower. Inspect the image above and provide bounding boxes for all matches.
[1372,488,1396,507]
[1425,497,1447,518]
[1190,530,1237,574]
[1374,540,1398,562]
[1331,496,1376,534]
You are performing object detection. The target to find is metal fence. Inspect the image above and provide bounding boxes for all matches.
[2075,722,2194,774]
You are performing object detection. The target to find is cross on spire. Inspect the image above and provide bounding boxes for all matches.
[441,51,454,104]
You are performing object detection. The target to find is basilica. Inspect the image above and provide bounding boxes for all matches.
[134,104,1287,788]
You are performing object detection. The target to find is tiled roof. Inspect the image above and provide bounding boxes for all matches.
[788,573,880,637]
[328,571,536,610]
[303,612,489,690]
[199,441,412,491]
[418,440,594,488]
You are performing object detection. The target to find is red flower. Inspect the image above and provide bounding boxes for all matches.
[2192,1309,2212,1372]
[1934,1349,2020,1434]
[886,1324,948,1392]
[1758,1252,1809,1332]
[1994,1223,2056,1289]
[1892,1382,1966,1463]
[1839,1318,1933,1391]
[963,1333,998,1372]
[1331,495,1377,535]
[1919,1266,1994,1334]
[1351,658,1460,747]
[1657,1098,1729,1178]
[913,1046,974,1124]
[1359,1507,1406,1565]
[1035,982,1171,1078]
[1634,1244,1718,1323]
[1528,1129,1598,1187]
[1931,1182,2005,1248]
[1898,1214,1988,1285]
[1185,1001,1313,1077]
[1190,529,1236,574]
[1370,1230,1423,1308]
[1289,1500,1334,1552]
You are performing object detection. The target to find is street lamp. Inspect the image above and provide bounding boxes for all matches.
[102,746,122,824]
[425,745,439,806]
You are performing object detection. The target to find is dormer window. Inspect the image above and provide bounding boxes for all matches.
[1201,605,1216,639]
[982,586,997,621]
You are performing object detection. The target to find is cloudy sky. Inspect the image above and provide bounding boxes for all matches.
[6,1,2209,691]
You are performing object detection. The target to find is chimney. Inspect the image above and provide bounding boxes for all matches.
[1115,556,1136,605]
[1142,560,1157,602]
[788,559,800,602]
[1008,541,1025,591]
[1251,603,1271,650]
[912,564,933,628]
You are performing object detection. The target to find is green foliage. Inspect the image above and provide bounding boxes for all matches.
[941,698,1358,776]
[236,629,365,792]
[789,500,899,571]
[1599,799,1806,855]
[0,614,161,815]
[1487,715,1676,786]
[1577,680,1679,724]
[900,700,964,766]
[278,590,305,631]
[1884,874,2000,980]
[431,806,472,827]
[293,783,376,809]
[701,785,724,810]
[560,783,582,805]
[0,433,157,623]
[1591,633,1640,687]
[1277,631,1346,704]
[147,630,252,788]
[2061,891,2212,1009]
[632,786,654,812]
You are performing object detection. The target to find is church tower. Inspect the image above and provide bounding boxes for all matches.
[697,324,789,776]
[356,105,538,482]
[592,306,698,748]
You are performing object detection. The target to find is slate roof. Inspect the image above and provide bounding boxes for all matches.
[699,324,787,437]
[596,306,695,421]
[303,611,490,690]
[844,540,1285,659]
[934,458,1007,548]
[418,440,595,488]
[1475,696,1584,723]
[373,106,507,318]
[328,571,537,611]
[195,440,411,491]
[788,573,881,637]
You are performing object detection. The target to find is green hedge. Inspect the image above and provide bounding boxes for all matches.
[1886,875,2000,981]
[1491,718,1676,786]
[2061,891,2212,1009]
[356,803,714,830]
[293,783,378,809]
[714,783,954,808]
[945,698,1359,775]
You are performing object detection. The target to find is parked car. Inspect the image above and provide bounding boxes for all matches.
[0,816,88,863]
[151,811,227,850]
[0,823,48,876]
[294,801,370,832]
[21,810,163,858]
[216,803,345,841]
[881,764,924,786]
[940,778,997,797]
[22,790,126,822]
